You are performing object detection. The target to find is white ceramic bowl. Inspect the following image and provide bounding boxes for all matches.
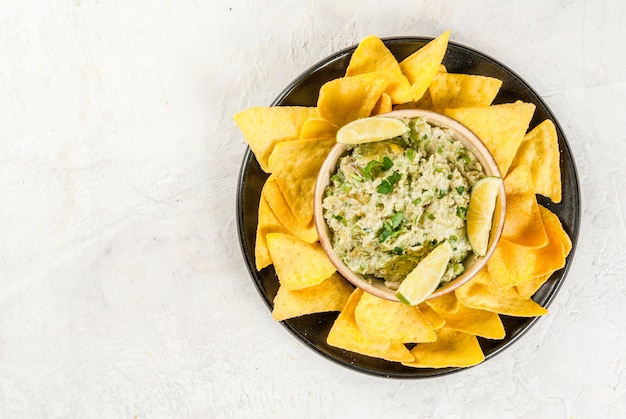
[314,109,506,303]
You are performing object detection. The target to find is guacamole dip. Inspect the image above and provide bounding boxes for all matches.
[322,117,486,290]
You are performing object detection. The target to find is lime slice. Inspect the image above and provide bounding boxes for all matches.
[395,241,453,306]
[467,176,502,256]
[336,116,409,144]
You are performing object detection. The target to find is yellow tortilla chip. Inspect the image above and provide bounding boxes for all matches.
[516,272,552,300]
[317,72,388,127]
[502,164,548,248]
[300,118,338,139]
[266,233,336,290]
[371,93,393,115]
[402,327,485,368]
[268,137,335,225]
[399,31,450,101]
[427,293,505,339]
[418,302,445,330]
[234,106,319,172]
[429,73,502,111]
[426,292,461,314]
[455,268,548,317]
[346,35,412,104]
[272,273,354,321]
[514,204,570,298]
[488,206,569,288]
[444,101,536,174]
[327,289,415,362]
[255,193,289,270]
[263,175,318,243]
[354,292,436,343]
[510,119,562,203]
[543,205,572,257]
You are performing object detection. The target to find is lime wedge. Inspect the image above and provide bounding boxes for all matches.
[467,176,502,256]
[395,241,453,306]
[336,116,409,144]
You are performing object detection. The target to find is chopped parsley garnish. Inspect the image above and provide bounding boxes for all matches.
[378,211,405,243]
[377,171,401,194]
[378,220,393,242]
[457,206,468,220]
[456,186,465,195]
[391,211,404,229]
[361,157,394,181]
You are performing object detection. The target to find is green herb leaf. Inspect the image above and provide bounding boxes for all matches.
[381,156,393,171]
[377,181,393,194]
[391,211,404,229]
[378,221,393,242]
[457,206,468,220]
[376,171,401,194]
[456,186,465,195]
[387,171,401,185]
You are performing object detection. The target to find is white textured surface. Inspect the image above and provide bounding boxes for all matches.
[0,1,625,418]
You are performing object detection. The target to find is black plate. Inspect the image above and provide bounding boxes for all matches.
[236,37,581,378]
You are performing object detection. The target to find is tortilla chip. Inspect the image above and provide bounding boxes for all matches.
[444,101,536,174]
[263,175,318,243]
[510,119,562,203]
[371,93,393,115]
[346,35,412,104]
[402,327,485,368]
[427,294,505,339]
[300,118,338,139]
[418,302,446,330]
[327,289,415,362]
[399,31,450,101]
[354,292,436,343]
[502,164,548,248]
[266,233,336,290]
[516,272,552,300]
[317,73,388,127]
[488,206,569,288]
[429,73,502,111]
[426,292,461,314]
[272,272,354,321]
[542,205,572,256]
[455,268,548,317]
[255,192,289,270]
[268,137,335,225]
[234,106,319,172]
[514,204,570,298]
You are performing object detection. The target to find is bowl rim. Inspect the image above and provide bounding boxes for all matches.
[314,109,507,303]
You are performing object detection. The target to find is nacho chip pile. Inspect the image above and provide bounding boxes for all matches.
[234,31,571,370]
